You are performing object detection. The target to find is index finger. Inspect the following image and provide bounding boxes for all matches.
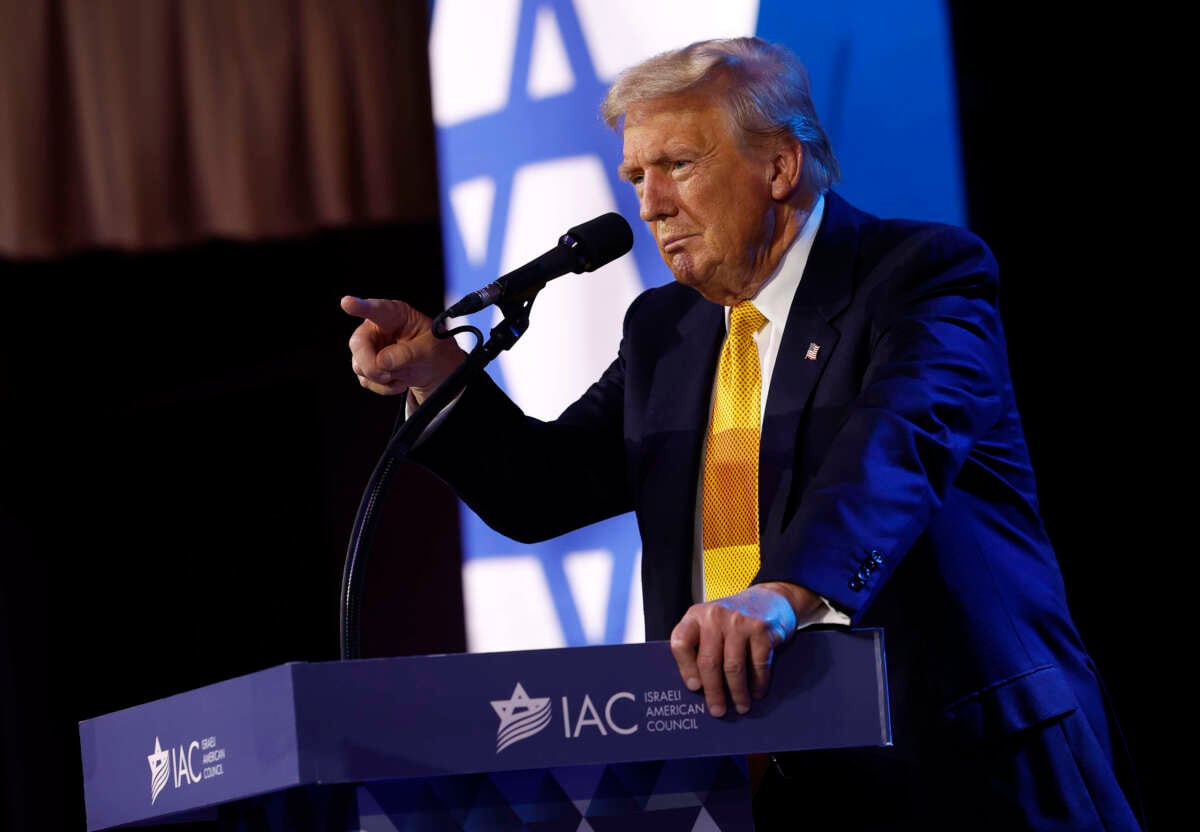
[669,615,703,693]
[340,295,386,319]
[671,608,732,718]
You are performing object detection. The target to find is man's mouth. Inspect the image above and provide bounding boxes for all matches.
[660,234,695,252]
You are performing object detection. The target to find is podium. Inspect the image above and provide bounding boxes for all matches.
[78,628,890,831]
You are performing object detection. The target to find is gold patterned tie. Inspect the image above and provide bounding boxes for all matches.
[702,300,767,600]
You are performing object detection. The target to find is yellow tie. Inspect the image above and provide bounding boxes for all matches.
[702,300,767,600]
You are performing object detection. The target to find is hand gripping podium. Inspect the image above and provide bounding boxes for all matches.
[79,628,890,831]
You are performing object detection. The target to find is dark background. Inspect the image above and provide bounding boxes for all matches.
[0,5,1166,830]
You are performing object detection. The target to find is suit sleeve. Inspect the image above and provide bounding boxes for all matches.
[407,308,640,544]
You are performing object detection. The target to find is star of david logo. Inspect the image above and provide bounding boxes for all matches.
[148,736,171,804]
[490,682,553,752]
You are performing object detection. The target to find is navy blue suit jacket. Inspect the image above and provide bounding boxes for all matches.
[414,191,1143,829]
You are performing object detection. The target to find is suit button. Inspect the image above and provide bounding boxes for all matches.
[849,576,864,591]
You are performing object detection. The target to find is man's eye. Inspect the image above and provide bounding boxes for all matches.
[630,174,644,186]
[673,160,690,170]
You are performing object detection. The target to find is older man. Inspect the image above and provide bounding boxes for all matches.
[343,37,1143,831]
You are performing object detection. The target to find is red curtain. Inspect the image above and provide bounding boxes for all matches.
[0,0,438,258]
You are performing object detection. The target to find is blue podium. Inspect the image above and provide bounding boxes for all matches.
[78,628,890,831]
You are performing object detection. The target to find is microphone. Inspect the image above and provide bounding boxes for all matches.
[441,212,634,318]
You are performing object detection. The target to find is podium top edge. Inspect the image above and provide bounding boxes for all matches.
[78,628,884,727]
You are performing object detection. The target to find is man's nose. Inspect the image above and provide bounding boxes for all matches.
[638,170,675,221]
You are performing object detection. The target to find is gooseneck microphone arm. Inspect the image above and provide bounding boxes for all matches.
[339,291,536,661]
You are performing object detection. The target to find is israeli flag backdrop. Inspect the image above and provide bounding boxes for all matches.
[427,0,963,653]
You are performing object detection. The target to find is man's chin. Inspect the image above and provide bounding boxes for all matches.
[665,256,704,290]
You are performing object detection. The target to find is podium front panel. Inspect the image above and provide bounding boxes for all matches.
[79,629,889,830]
[293,628,889,782]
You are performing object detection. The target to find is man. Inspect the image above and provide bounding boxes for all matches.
[342,37,1143,831]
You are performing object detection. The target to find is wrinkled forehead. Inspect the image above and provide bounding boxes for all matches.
[621,89,727,131]
[618,95,743,174]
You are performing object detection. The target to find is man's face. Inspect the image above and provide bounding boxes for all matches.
[619,92,780,305]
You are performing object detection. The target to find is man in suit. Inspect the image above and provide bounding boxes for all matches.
[342,36,1143,831]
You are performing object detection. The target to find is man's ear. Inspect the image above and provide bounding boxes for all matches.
[769,139,804,201]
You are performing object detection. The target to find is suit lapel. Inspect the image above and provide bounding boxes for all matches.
[760,192,859,540]
[642,295,724,501]
[644,298,724,435]
[638,296,723,625]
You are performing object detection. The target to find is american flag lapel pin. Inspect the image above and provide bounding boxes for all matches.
[805,342,821,361]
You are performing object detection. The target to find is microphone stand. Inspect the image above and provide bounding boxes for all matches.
[338,291,537,660]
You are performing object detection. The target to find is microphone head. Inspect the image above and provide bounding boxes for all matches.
[560,212,635,272]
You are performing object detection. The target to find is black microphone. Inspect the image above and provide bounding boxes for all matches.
[441,212,634,318]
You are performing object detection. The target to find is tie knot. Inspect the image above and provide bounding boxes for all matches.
[730,301,766,338]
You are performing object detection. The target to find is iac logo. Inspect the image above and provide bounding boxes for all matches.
[146,734,227,803]
[147,736,201,804]
[491,681,638,753]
